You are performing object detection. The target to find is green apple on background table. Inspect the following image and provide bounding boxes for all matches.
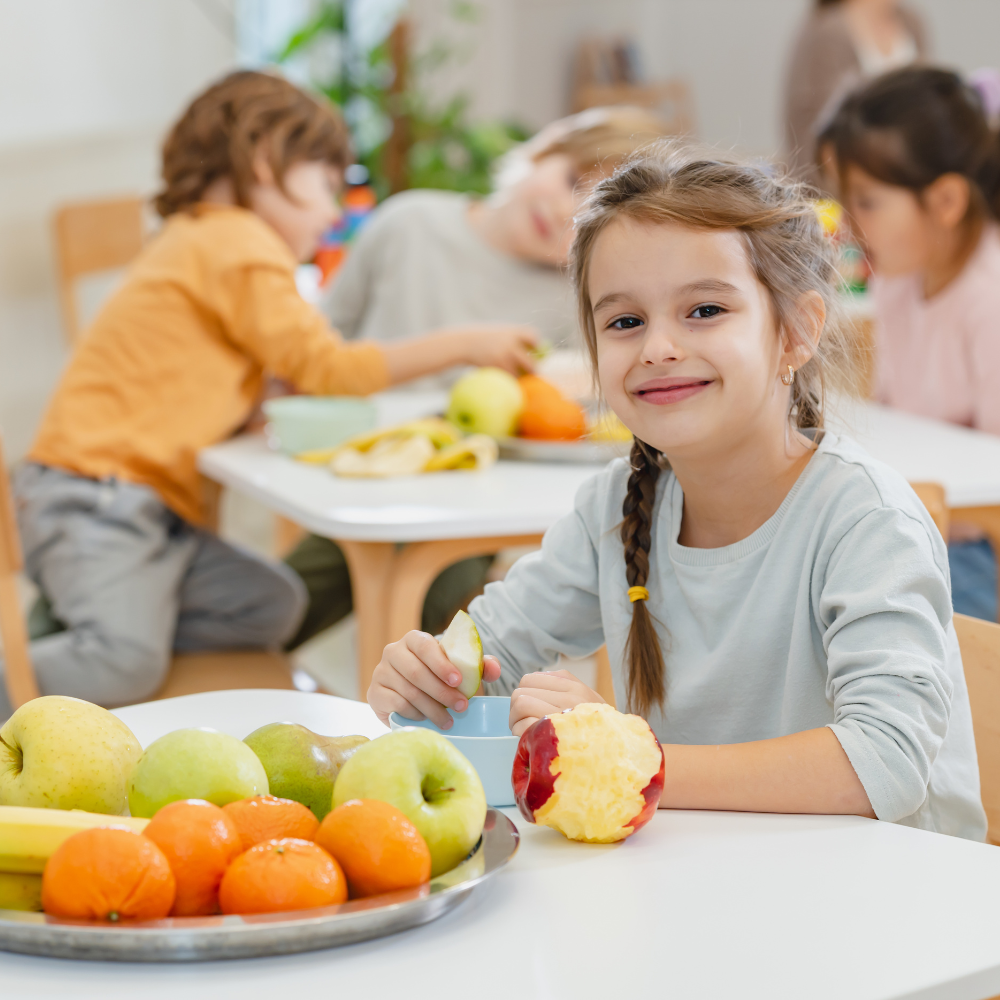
[334,728,487,877]
[446,367,523,438]
[244,723,369,821]
[0,696,141,815]
[127,727,268,818]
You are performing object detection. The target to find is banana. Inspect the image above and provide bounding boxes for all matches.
[0,805,149,874]
[0,872,42,912]
[424,434,498,472]
[296,417,461,464]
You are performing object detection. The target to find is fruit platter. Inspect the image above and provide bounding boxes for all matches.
[294,366,633,476]
[0,692,519,962]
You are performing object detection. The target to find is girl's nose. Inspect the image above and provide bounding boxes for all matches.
[640,322,682,365]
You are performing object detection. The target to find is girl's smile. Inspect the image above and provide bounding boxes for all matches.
[632,376,715,405]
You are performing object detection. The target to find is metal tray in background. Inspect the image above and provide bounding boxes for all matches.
[0,809,518,963]
[497,437,629,465]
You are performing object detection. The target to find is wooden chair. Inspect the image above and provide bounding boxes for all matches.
[0,433,294,713]
[955,613,1000,845]
[52,196,147,343]
[909,482,950,540]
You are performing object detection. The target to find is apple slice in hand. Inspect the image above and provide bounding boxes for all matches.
[439,610,484,700]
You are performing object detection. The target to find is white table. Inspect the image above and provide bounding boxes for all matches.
[4,690,1000,1000]
[199,392,604,695]
[199,396,1000,697]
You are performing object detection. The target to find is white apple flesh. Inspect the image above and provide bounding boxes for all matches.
[0,696,142,815]
[439,610,484,700]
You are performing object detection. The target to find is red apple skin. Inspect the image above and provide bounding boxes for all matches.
[623,740,665,835]
[512,717,560,824]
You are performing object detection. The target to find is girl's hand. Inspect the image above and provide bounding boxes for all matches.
[367,630,503,729]
[453,323,539,376]
[509,669,605,737]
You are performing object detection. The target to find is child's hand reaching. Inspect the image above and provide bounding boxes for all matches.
[368,630,503,729]
[509,669,605,737]
[452,323,539,376]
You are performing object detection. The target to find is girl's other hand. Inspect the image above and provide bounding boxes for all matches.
[367,630,502,728]
[455,323,539,376]
[509,669,605,737]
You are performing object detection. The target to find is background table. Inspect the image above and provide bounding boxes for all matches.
[4,689,1000,1000]
[199,392,614,696]
[200,396,1000,699]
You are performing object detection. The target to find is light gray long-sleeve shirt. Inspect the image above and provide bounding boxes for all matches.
[473,432,986,840]
[321,190,577,391]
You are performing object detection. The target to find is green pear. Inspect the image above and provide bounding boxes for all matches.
[0,696,141,815]
[244,723,369,820]
[333,728,486,877]
[446,367,523,438]
[127,728,268,818]
[440,610,484,699]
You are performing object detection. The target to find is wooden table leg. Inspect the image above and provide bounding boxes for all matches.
[337,540,397,703]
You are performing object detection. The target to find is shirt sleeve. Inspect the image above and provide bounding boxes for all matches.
[820,504,955,822]
[967,292,1000,436]
[218,265,389,396]
[470,477,606,697]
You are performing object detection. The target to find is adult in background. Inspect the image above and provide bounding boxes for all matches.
[783,0,927,184]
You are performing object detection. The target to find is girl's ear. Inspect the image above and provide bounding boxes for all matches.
[781,290,825,372]
[924,173,972,229]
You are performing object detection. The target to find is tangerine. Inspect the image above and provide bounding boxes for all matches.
[315,799,431,899]
[143,799,242,916]
[41,827,175,922]
[517,375,586,441]
[222,794,320,852]
[218,838,347,915]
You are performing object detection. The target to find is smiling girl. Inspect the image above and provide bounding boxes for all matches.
[367,146,987,839]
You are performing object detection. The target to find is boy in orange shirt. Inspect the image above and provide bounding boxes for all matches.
[3,71,534,718]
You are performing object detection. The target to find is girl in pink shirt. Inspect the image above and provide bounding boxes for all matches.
[824,67,1000,620]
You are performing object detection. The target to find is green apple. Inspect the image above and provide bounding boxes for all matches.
[447,367,524,439]
[243,723,369,820]
[127,728,268,818]
[440,610,484,699]
[333,728,486,877]
[0,696,141,815]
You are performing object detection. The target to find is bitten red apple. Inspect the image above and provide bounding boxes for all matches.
[512,703,665,843]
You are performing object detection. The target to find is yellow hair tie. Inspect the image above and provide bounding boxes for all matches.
[627,586,649,603]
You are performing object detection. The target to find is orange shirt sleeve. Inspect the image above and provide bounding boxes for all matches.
[217,264,390,396]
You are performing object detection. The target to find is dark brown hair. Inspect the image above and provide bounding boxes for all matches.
[154,70,352,218]
[822,67,1000,218]
[570,143,864,716]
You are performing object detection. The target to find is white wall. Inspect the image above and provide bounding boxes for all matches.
[0,0,236,459]
[412,0,1000,158]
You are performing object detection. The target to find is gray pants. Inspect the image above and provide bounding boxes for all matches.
[1,464,306,720]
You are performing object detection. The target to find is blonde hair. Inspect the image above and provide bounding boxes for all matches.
[570,143,866,716]
[494,106,677,189]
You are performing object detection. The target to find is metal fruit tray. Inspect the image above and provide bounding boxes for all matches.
[497,437,629,465]
[0,809,518,963]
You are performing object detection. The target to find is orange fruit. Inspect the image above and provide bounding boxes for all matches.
[41,827,175,922]
[222,795,320,852]
[517,375,587,441]
[143,799,242,916]
[315,799,431,899]
[218,838,346,915]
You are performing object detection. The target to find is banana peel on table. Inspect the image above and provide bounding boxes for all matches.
[296,417,498,478]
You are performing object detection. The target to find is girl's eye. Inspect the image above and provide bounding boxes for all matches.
[689,304,725,319]
[608,315,643,331]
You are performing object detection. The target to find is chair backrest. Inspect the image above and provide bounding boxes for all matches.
[955,612,1000,844]
[0,435,40,708]
[52,196,146,343]
[909,482,950,539]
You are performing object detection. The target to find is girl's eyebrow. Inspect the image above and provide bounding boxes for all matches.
[677,279,742,296]
[593,279,742,313]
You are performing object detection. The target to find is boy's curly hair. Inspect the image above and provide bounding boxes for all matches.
[154,70,352,218]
